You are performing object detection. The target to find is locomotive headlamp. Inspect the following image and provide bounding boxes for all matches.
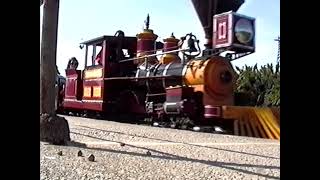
[234,18,254,45]
[213,11,255,56]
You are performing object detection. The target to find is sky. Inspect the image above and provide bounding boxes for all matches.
[40,0,280,76]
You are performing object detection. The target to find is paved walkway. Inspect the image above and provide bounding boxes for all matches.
[41,116,280,180]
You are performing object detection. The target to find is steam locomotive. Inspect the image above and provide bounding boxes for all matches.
[56,8,256,134]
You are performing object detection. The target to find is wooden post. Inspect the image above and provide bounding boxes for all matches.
[40,0,60,114]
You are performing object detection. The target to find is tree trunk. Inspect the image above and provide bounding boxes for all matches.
[40,0,70,145]
[40,0,59,114]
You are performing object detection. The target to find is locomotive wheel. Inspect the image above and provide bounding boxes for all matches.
[175,117,194,130]
[180,124,188,130]
[82,112,88,118]
[170,123,177,129]
[95,112,104,120]
[152,122,160,127]
[144,117,153,124]
[170,117,178,128]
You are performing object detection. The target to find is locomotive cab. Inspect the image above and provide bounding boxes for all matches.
[63,33,137,113]
[81,35,137,77]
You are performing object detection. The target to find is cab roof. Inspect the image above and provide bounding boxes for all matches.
[80,35,137,46]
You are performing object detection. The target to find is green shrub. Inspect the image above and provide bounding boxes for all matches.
[234,62,280,107]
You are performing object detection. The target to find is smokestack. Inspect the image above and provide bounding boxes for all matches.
[191,0,244,49]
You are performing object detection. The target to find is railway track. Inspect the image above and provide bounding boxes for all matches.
[59,106,280,140]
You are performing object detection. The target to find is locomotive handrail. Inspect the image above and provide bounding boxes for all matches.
[146,93,167,97]
[131,44,182,55]
[118,48,190,63]
[102,75,181,81]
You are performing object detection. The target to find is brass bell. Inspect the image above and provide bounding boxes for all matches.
[187,37,198,53]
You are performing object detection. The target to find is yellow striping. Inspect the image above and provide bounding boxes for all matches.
[265,109,280,134]
[271,108,280,124]
[222,106,280,140]
[254,108,280,139]
[259,109,280,138]
[254,109,275,139]
[252,109,271,139]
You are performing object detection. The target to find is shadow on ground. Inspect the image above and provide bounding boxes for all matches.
[67,129,280,179]
[77,125,279,160]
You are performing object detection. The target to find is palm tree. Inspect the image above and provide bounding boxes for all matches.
[235,62,280,107]
[275,36,280,63]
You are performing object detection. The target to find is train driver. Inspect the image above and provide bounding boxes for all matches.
[95,49,102,65]
[67,57,79,70]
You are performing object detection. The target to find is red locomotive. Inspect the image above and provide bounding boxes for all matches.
[57,12,252,132]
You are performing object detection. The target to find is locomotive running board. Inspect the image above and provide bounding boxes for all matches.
[222,106,280,140]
